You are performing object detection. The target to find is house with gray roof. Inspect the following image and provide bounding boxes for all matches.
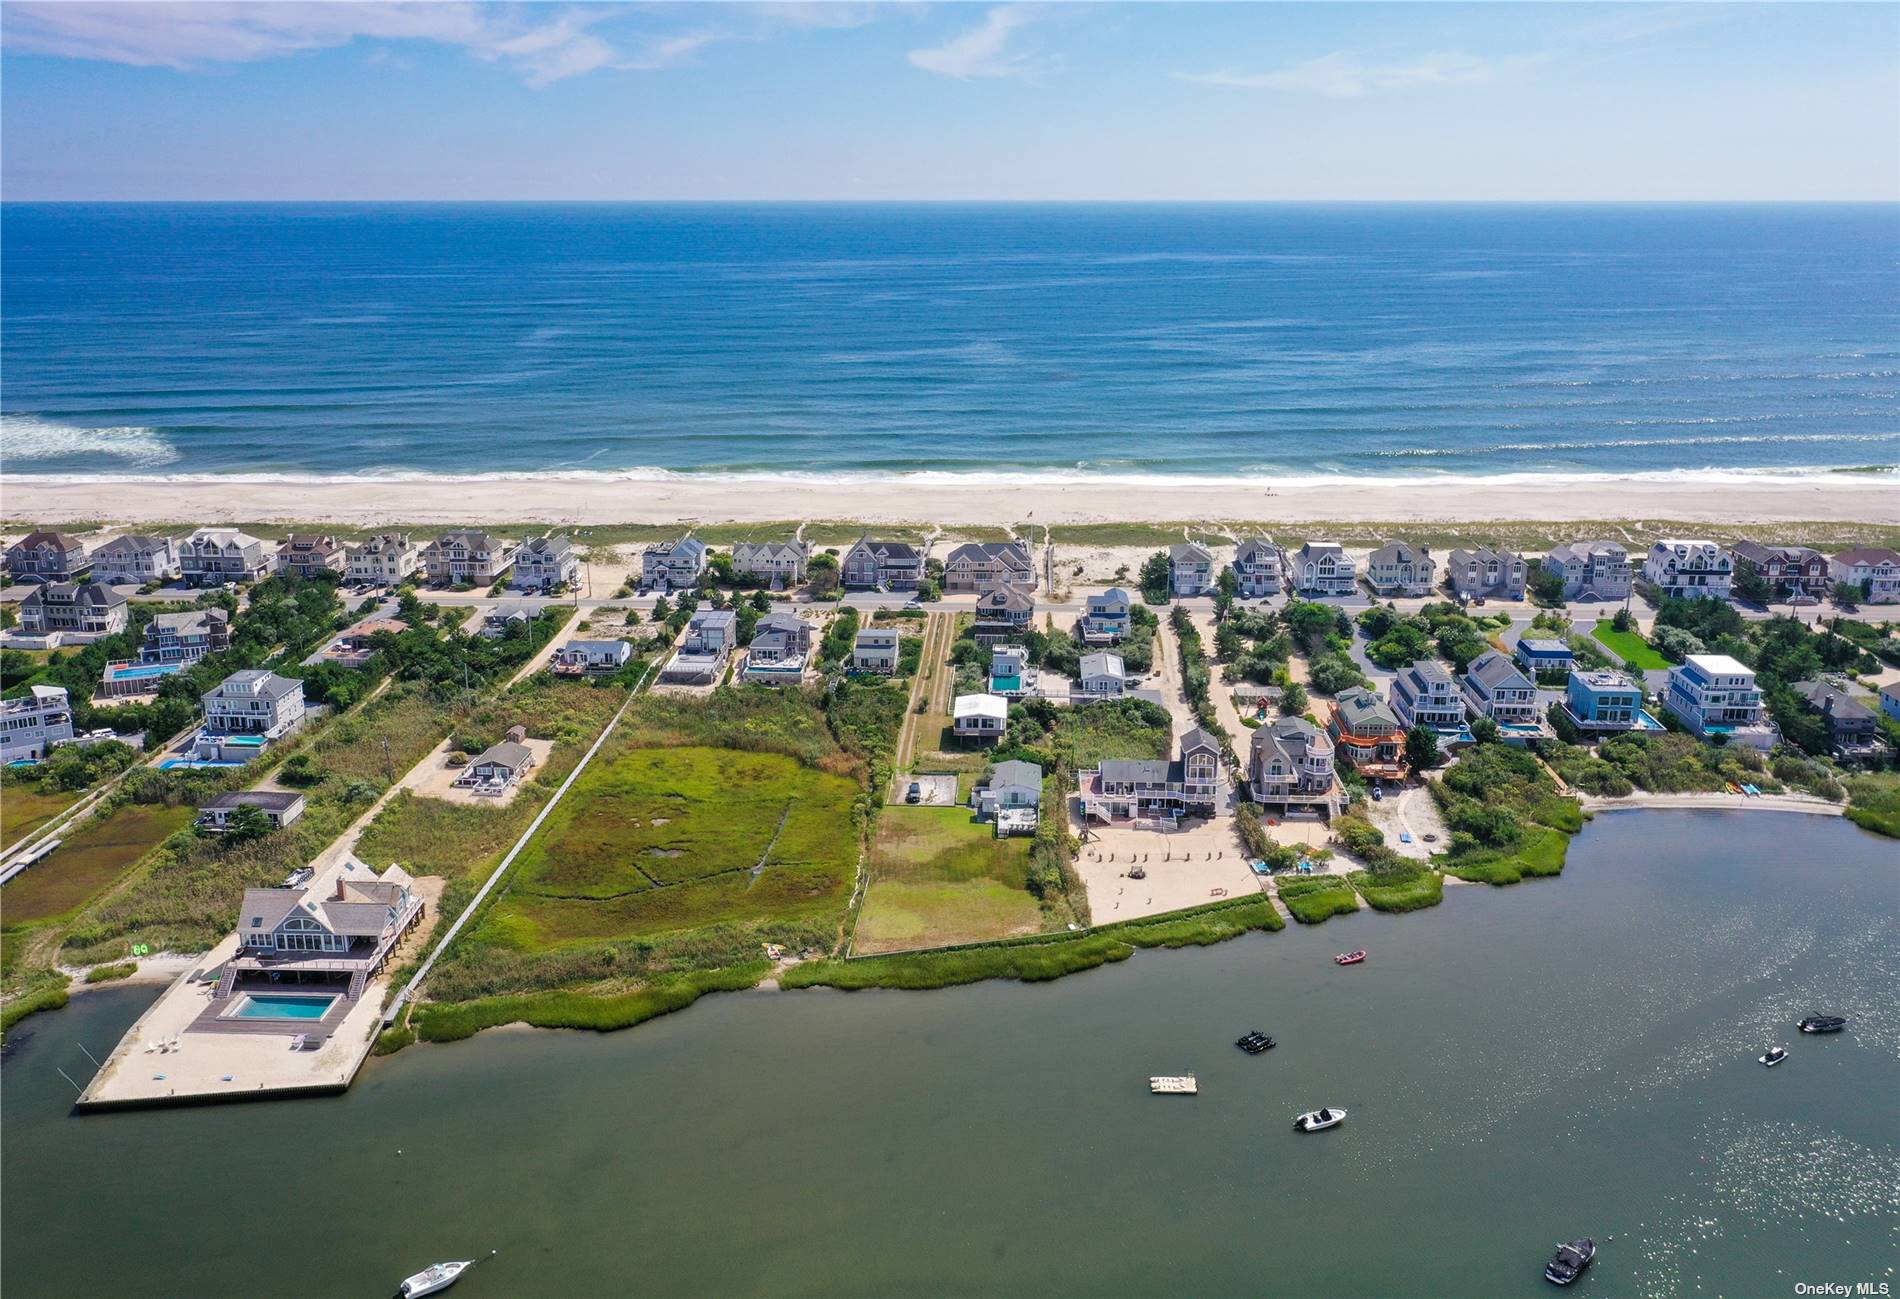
[19,581,127,637]
[1081,587,1132,644]
[842,536,923,591]
[944,541,1035,594]
[1462,649,1541,729]
[1169,542,1216,598]
[661,608,738,683]
[224,854,423,1005]
[852,628,901,675]
[1293,542,1356,597]
[1789,681,1886,763]
[552,639,632,676]
[732,539,809,589]
[92,534,179,585]
[1545,540,1632,601]
[973,583,1035,641]
[202,669,306,743]
[179,528,272,586]
[1078,651,1126,697]
[198,790,307,834]
[642,537,708,592]
[456,736,537,792]
[1328,686,1407,778]
[1446,547,1526,601]
[5,530,90,582]
[274,534,346,579]
[1247,716,1341,818]
[978,759,1044,835]
[423,530,516,585]
[743,611,814,684]
[513,535,580,592]
[1082,727,1221,821]
[1231,539,1288,598]
[1366,542,1436,597]
[1388,659,1468,736]
[141,607,231,664]
[345,531,421,586]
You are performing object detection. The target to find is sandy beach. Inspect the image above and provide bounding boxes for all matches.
[6,472,1895,529]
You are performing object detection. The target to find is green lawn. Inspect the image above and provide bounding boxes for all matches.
[1591,621,1671,670]
[855,805,1042,954]
[0,804,196,925]
[1,784,80,847]
[482,746,861,946]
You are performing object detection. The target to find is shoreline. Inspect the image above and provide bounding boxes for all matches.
[5,470,1896,528]
[1580,791,1847,817]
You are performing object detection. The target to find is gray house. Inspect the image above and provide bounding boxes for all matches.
[1081,587,1132,644]
[141,608,232,664]
[1247,716,1341,818]
[1231,539,1288,598]
[92,534,179,585]
[179,528,272,586]
[1545,541,1633,601]
[944,541,1035,594]
[20,582,128,636]
[841,537,923,591]
[4,531,90,582]
[973,584,1035,641]
[513,535,580,592]
[1366,542,1436,597]
[1169,542,1216,598]
[198,790,307,833]
[1789,681,1886,762]
[852,628,901,674]
[1078,651,1126,697]
[1462,650,1540,727]
[1446,547,1526,601]
[732,539,809,589]
[1293,542,1356,597]
[642,537,708,592]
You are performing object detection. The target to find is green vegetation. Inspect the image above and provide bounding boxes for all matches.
[1276,873,1361,924]
[855,806,1042,954]
[413,962,769,1041]
[1,804,198,925]
[0,976,69,1038]
[1,781,83,846]
[785,894,1283,992]
[1844,773,1900,838]
[995,696,1170,772]
[1349,867,1444,912]
[1428,741,1582,886]
[1591,620,1671,670]
[1138,551,1171,605]
[83,961,137,983]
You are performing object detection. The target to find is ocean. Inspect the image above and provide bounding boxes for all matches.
[2,202,1896,484]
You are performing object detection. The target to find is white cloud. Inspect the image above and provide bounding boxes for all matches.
[1178,50,1518,98]
[908,5,1052,81]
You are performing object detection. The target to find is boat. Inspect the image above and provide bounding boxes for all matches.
[1293,1107,1346,1131]
[1543,1238,1596,1286]
[1150,1075,1197,1095]
[396,1252,494,1298]
[1235,1031,1275,1055]
[1798,1015,1848,1034]
[1759,1046,1788,1067]
[1334,950,1367,966]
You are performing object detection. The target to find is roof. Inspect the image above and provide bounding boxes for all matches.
[95,533,171,555]
[432,529,509,550]
[990,759,1043,792]
[1235,538,1285,563]
[203,790,307,813]
[1682,653,1753,677]
[954,693,1008,721]
[1297,541,1344,558]
[1370,541,1430,564]
[209,669,301,701]
[185,528,264,548]
[1401,659,1455,689]
[1833,547,1900,566]
[1099,757,1174,784]
[281,534,341,554]
[520,535,574,558]
[1333,686,1400,732]
[851,536,920,561]
[1179,726,1219,755]
[1080,652,1125,678]
[1572,668,1640,692]
[563,639,630,655]
[649,536,706,561]
[754,610,807,634]
[26,581,124,609]
[1089,587,1131,607]
[947,541,1032,568]
[238,855,413,941]
[977,585,1034,613]
[854,627,899,646]
[1731,540,1820,564]
[1170,542,1213,563]
[1517,638,1572,657]
[473,740,533,770]
[690,608,738,630]
[149,608,227,635]
[1449,545,1518,566]
[1790,681,1874,721]
[1253,714,1328,761]
[1467,649,1532,690]
[1549,539,1627,560]
[10,530,84,551]
[734,539,806,560]
[349,531,415,554]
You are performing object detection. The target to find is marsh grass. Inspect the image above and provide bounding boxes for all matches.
[1275,874,1362,924]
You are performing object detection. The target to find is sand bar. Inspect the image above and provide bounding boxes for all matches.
[7,472,1896,529]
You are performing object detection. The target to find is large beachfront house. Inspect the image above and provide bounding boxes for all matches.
[1,686,76,763]
[225,855,423,1004]
[851,628,901,674]
[1662,654,1776,750]
[952,693,1009,743]
[1788,682,1886,763]
[1081,727,1222,821]
[19,582,128,637]
[1328,687,1407,779]
[273,534,345,580]
[1293,542,1356,597]
[141,608,232,664]
[642,537,708,592]
[731,539,809,589]
[1461,650,1540,728]
[179,529,272,586]
[1230,539,1289,599]
[1731,542,1830,603]
[423,531,517,586]
[1561,669,1654,736]
[1169,542,1216,598]
[203,669,307,742]
[1247,716,1342,819]
[345,532,422,586]
[1388,659,1469,738]
[1081,588,1132,644]
[973,584,1035,642]
[4,531,90,583]
[1544,541,1633,602]
[944,541,1035,594]
[743,611,813,684]
[661,609,738,684]
[1446,547,1526,601]
[92,534,180,585]
[512,535,580,592]
[1366,542,1436,597]
[1643,539,1733,602]
[842,537,924,591]
[1830,548,1900,605]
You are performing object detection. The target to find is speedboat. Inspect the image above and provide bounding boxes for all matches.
[1334,950,1366,966]
[397,1253,493,1298]
[1236,1031,1275,1055]
[1799,1015,1847,1034]
[1294,1107,1346,1131]
[1544,1238,1596,1286]
[1759,1046,1788,1067]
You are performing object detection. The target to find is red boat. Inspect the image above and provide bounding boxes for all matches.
[1334,950,1367,966]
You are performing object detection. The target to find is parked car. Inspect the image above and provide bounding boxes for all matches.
[905,781,922,804]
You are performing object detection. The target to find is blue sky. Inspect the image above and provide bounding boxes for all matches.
[4,2,1895,200]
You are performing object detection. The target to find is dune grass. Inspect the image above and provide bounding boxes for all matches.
[1275,874,1362,924]
[83,961,138,983]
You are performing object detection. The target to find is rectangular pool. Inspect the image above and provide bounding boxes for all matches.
[227,993,337,1021]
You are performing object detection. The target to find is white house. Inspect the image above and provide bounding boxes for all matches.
[1078,651,1127,697]
[0,685,76,763]
[423,531,516,585]
[1662,653,1777,750]
[92,534,179,585]
[179,528,272,586]
[198,790,307,834]
[202,670,307,743]
[1293,542,1356,597]
[732,539,808,589]
[513,535,580,592]
[642,538,708,592]
[345,532,421,586]
[851,628,901,674]
[1081,588,1132,644]
[552,639,632,676]
[1388,659,1467,734]
[1231,539,1288,598]
[1644,539,1733,601]
[976,759,1043,835]
[953,693,1008,742]
[1830,547,1900,605]
[1169,542,1215,597]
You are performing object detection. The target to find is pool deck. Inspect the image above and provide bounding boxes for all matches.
[76,879,444,1111]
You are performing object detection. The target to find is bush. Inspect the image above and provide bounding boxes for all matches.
[84,962,138,983]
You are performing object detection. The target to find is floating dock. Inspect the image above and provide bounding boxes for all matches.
[1150,1075,1198,1095]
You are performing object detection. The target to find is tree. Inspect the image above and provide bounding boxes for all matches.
[1734,563,1772,605]
[651,595,672,624]
[278,753,322,787]
[1214,623,1244,662]
[749,590,773,613]
[807,553,840,598]
[1527,563,1566,607]
[1611,607,1634,633]
[1279,681,1308,717]
[1831,580,1863,609]
[222,801,275,844]
[1138,551,1172,605]
[1216,567,1239,599]
[1404,725,1441,772]
[1471,717,1501,746]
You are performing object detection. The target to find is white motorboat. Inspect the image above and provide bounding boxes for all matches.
[1294,1107,1346,1131]
[1759,1046,1788,1067]
[397,1252,492,1298]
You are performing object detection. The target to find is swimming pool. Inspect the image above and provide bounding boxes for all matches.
[226,993,337,1021]
[105,664,179,681]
